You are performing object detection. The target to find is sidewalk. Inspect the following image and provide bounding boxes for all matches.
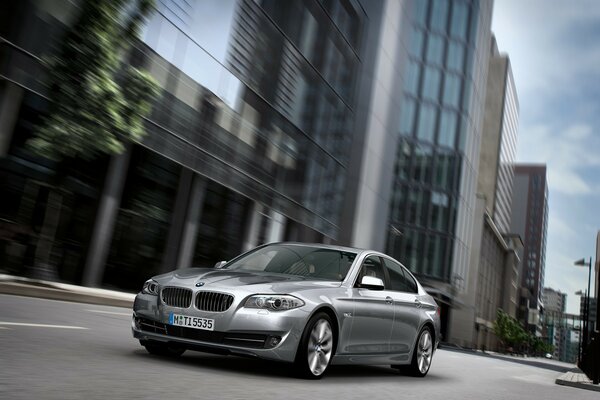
[0,274,135,308]
[441,342,600,392]
[556,368,600,392]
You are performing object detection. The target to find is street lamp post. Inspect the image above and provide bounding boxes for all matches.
[575,258,592,344]
[575,289,586,365]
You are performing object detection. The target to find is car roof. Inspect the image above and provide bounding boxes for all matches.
[267,241,372,255]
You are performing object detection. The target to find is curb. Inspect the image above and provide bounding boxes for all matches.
[555,369,600,392]
[0,275,135,308]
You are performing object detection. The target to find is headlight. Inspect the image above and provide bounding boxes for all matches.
[244,295,304,311]
[142,279,159,295]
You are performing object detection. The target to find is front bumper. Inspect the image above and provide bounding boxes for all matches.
[132,293,309,363]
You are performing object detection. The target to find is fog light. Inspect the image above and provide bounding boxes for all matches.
[266,336,282,348]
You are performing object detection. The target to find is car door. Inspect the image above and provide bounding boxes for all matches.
[382,257,422,359]
[347,255,395,355]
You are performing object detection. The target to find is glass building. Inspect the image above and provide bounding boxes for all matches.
[0,0,369,290]
[385,0,493,298]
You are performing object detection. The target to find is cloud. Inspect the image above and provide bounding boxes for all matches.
[518,123,600,195]
[548,214,577,238]
[493,0,600,100]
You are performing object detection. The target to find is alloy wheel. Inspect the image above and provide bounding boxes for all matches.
[306,318,333,376]
[417,329,432,374]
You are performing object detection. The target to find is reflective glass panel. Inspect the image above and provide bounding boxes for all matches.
[426,35,445,66]
[430,0,449,32]
[409,29,425,58]
[400,97,417,135]
[443,74,462,108]
[446,40,465,71]
[422,66,441,101]
[450,1,469,40]
[404,60,421,95]
[417,103,437,143]
[438,109,457,148]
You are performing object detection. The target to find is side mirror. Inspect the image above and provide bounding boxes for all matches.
[360,276,385,290]
[214,261,227,269]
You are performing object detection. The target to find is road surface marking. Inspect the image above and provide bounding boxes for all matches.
[0,326,11,330]
[86,309,131,316]
[0,322,88,330]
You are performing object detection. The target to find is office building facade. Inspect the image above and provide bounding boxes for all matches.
[350,0,495,342]
[0,0,372,290]
[510,164,549,334]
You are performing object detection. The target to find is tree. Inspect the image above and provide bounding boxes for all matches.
[24,0,160,277]
[493,309,528,352]
[27,0,160,161]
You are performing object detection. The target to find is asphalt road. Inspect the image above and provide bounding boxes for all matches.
[0,294,592,400]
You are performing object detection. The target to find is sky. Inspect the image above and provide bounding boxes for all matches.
[492,0,600,314]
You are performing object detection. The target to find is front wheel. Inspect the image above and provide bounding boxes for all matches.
[141,340,186,357]
[295,312,335,379]
[408,327,434,377]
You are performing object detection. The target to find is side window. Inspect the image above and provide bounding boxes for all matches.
[383,258,418,293]
[355,256,386,288]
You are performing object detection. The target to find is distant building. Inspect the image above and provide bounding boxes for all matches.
[543,287,566,359]
[543,287,566,313]
[510,164,549,335]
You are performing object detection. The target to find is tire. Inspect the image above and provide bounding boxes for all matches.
[407,326,434,377]
[294,312,335,379]
[141,340,186,357]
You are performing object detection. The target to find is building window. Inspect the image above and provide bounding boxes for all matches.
[443,74,462,108]
[446,40,465,71]
[400,97,417,135]
[413,0,429,26]
[417,103,437,143]
[426,35,445,66]
[409,29,425,58]
[450,1,469,40]
[413,144,433,183]
[438,109,457,148]
[395,139,412,180]
[404,60,421,96]
[430,0,449,32]
[422,66,442,101]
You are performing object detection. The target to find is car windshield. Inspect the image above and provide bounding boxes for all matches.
[224,244,357,281]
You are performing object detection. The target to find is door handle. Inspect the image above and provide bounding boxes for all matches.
[414,299,422,308]
[385,296,393,305]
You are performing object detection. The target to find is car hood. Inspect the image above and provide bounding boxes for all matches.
[152,268,343,293]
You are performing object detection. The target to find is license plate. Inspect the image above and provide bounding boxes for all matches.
[169,313,214,331]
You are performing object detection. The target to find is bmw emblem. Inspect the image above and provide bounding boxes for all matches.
[195,282,205,287]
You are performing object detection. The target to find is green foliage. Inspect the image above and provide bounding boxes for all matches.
[493,309,555,356]
[493,309,527,348]
[27,0,160,161]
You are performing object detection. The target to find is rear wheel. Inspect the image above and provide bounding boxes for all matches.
[295,312,335,379]
[141,340,185,357]
[407,327,433,377]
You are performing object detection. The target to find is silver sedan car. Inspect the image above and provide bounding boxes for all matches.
[132,242,440,378]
